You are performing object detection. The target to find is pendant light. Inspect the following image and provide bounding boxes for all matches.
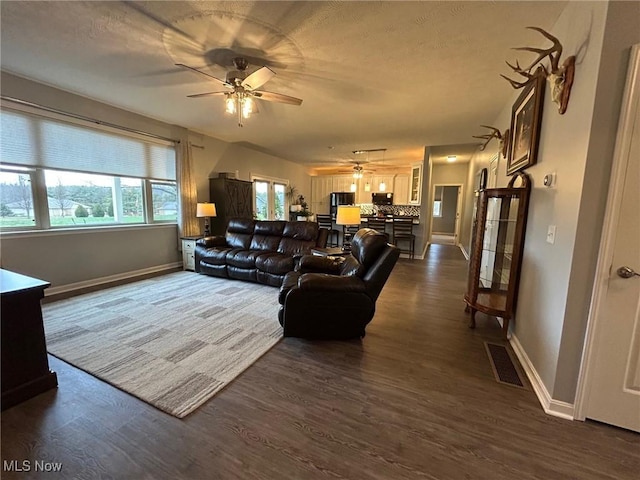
[378,149,387,192]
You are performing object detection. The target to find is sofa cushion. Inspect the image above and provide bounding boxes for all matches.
[256,252,295,275]
[277,237,316,256]
[226,218,255,249]
[282,222,319,241]
[250,235,281,252]
[340,255,365,277]
[198,247,236,265]
[255,221,286,236]
[226,249,264,269]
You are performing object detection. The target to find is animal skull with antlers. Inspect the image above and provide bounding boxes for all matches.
[501,27,576,114]
[472,125,510,158]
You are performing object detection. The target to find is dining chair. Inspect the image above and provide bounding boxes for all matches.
[392,217,416,259]
[316,214,340,247]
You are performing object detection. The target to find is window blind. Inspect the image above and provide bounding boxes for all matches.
[0,108,176,180]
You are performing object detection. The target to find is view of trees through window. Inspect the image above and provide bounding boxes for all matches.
[254,180,286,221]
[0,168,177,228]
[0,170,35,227]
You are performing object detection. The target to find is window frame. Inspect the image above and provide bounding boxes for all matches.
[0,164,178,233]
[251,174,289,221]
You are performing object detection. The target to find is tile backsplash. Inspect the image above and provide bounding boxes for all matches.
[359,204,420,217]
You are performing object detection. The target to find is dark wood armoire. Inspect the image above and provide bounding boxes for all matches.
[208,176,253,235]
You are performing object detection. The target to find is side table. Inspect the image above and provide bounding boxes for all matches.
[310,247,351,257]
[1,269,57,410]
[181,235,202,271]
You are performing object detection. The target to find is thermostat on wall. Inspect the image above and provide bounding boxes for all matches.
[543,173,555,187]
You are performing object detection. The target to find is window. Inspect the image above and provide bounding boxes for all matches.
[151,181,178,222]
[0,105,177,231]
[43,170,145,226]
[433,186,443,217]
[433,200,442,217]
[0,167,36,228]
[252,176,288,221]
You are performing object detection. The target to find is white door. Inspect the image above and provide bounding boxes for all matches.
[581,45,640,432]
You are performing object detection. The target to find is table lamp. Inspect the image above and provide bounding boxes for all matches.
[336,205,361,252]
[196,202,217,236]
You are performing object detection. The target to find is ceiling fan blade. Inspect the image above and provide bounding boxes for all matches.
[187,91,228,98]
[241,66,275,90]
[175,64,232,88]
[253,91,303,106]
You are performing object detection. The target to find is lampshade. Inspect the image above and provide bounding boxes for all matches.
[350,182,357,192]
[336,205,361,226]
[196,203,217,217]
[379,181,386,192]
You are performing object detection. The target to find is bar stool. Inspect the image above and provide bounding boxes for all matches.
[392,217,416,259]
[316,214,340,247]
[366,218,390,242]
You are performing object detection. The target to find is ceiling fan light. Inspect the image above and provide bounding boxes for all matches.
[242,97,254,119]
[225,95,236,114]
[379,181,386,192]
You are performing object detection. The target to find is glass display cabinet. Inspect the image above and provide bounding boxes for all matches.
[464,173,531,337]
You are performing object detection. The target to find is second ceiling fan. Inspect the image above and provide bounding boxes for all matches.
[177,57,303,127]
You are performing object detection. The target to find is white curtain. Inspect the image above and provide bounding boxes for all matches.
[177,141,200,245]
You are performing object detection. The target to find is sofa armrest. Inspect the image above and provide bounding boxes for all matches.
[297,255,343,274]
[197,236,227,248]
[298,273,366,293]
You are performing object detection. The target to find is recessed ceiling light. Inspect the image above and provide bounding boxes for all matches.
[447,155,457,162]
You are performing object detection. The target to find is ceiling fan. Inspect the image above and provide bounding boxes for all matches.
[176,57,303,127]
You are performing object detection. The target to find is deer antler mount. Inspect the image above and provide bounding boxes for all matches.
[502,27,576,114]
[473,125,510,158]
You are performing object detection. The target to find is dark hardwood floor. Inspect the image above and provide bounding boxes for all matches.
[2,245,638,479]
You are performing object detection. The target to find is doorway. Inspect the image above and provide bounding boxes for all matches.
[575,44,640,432]
[430,184,462,245]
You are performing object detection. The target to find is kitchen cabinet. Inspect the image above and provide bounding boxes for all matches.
[332,175,354,194]
[394,174,409,204]
[311,176,333,214]
[371,175,394,194]
[410,163,422,204]
[464,173,531,337]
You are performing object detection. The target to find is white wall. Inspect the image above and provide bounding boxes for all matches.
[187,133,311,207]
[461,0,640,403]
[0,72,312,292]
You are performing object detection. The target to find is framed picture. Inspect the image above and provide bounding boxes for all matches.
[507,70,545,175]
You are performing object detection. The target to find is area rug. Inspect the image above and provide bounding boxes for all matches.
[42,271,282,418]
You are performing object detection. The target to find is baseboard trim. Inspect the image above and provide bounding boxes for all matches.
[509,334,575,421]
[459,245,469,260]
[45,262,182,298]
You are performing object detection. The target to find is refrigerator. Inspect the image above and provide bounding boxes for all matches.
[330,192,356,220]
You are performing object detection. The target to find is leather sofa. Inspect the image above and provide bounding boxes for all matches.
[195,218,328,287]
[278,228,400,339]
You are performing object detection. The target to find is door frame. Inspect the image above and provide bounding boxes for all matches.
[574,44,640,421]
[429,183,463,244]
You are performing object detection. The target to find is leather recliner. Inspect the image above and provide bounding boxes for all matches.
[278,228,400,339]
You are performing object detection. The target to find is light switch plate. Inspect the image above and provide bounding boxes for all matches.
[546,225,556,244]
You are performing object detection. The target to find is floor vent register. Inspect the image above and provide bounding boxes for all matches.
[484,342,528,389]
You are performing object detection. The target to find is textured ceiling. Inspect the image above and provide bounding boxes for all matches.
[0,1,567,168]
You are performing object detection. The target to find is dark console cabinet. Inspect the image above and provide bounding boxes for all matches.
[1,269,57,410]
[209,177,253,235]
